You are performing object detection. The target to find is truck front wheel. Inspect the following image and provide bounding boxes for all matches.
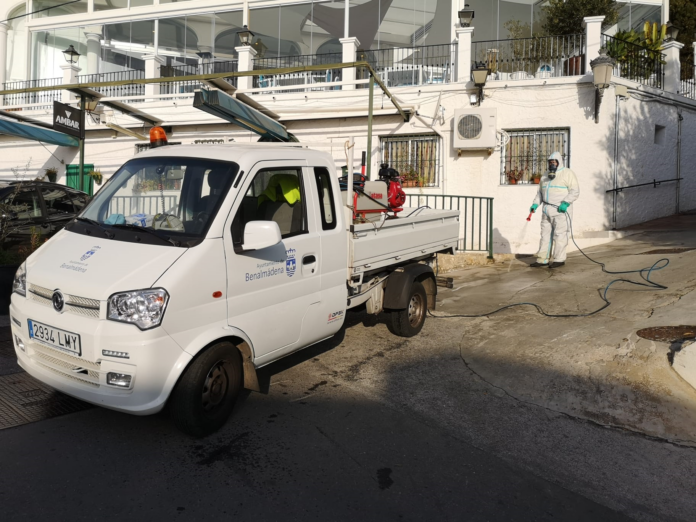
[388,281,427,338]
[170,342,242,437]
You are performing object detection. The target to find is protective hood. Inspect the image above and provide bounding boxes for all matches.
[548,151,565,171]
[26,229,187,301]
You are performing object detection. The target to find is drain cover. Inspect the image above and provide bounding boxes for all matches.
[0,372,91,430]
[638,248,696,255]
[636,326,696,343]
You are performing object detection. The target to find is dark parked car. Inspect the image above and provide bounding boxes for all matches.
[0,181,90,245]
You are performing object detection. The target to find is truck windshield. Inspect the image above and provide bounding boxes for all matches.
[76,157,239,246]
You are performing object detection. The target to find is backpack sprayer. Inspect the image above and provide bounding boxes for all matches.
[431,203,670,319]
[340,162,407,222]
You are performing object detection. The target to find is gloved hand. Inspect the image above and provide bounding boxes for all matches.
[530,204,538,213]
[558,201,569,213]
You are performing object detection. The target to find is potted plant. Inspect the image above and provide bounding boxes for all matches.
[401,166,419,188]
[532,174,542,184]
[507,168,521,185]
[87,169,103,185]
[44,167,58,183]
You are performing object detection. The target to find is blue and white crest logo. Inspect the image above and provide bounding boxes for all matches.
[285,248,296,278]
[80,249,97,262]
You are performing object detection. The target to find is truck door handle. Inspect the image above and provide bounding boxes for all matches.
[303,255,316,265]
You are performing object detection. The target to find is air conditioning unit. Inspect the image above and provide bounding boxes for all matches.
[453,108,497,150]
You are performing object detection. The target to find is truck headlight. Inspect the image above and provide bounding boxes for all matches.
[12,263,26,297]
[107,288,169,330]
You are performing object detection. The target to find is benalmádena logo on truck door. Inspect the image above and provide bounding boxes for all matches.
[286,248,296,277]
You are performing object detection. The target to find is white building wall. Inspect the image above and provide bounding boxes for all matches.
[0,78,693,256]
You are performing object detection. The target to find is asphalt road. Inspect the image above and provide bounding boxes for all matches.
[0,311,652,522]
[3,224,696,521]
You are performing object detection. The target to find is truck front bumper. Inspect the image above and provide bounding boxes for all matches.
[9,295,192,415]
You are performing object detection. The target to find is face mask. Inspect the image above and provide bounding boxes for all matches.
[548,162,558,173]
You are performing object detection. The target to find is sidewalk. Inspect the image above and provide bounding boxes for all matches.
[435,214,696,444]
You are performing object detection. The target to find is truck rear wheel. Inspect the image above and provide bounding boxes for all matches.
[388,281,427,338]
[170,342,242,437]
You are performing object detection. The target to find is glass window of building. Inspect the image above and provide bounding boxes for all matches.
[34,0,87,18]
[32,27,86,80]
[94,0,154,11]
[615,1,662,33]
[329,0,453,50]
[101,20,156,72]
[214,11,244,61]
[6,5,28,83]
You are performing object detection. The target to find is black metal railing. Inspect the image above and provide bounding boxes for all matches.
[602,34,665,89]
[472,34,585,81]
[253,53,343,90]
[1,77,62,107]
[160,60,238,96]
[77,69,145,99]
[358,44,455,87]
[405,195,493,257]
[680,63,695,100]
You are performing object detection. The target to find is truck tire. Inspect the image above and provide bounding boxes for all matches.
[170,342,242,437]
[388,281,427,338]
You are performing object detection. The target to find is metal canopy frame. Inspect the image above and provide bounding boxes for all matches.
[0,62,411,180]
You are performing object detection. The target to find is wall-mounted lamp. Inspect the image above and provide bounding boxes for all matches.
[62,45,80,64]
[80,98,99,112]
[664,21,680,42]
[590,48,615,124]
[458,4,475,28]
[237,25,255,46]
[471,61,490,106]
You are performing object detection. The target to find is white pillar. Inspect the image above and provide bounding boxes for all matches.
[60,63,81,103]
[85,32,102,76]
[0,22,7,86]
[662,0,670,25]
[583,16,606,75]
[455,27,473,83]
[236,45,256,90]
[663,40,684,94]
[143,54,164,100]
[339,36,359,90]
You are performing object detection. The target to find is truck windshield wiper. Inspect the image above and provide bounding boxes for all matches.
[109,223,182,246]
[74,217,103,228]
[74,217,115,238]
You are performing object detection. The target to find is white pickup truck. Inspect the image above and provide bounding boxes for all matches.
[10,143,459,436]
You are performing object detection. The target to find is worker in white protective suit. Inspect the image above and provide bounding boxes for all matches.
[529,152,580,268]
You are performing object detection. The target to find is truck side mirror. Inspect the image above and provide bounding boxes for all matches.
[242,221,282,251]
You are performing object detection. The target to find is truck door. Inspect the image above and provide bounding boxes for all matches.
[223,161,321,362]
[294,166,348,344]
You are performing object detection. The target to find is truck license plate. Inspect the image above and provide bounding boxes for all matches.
[28,320,81,356]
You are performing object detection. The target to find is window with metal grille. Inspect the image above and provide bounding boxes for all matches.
[380,134,440,187]
[501,128,570,185]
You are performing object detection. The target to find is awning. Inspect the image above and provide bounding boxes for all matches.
[0,119,79,147]
[194,88,293,142]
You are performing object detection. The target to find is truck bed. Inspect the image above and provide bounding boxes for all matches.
[349,208,460,274]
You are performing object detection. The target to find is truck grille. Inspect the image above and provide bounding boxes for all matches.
[28,284,101,319]
[29,343,101,388]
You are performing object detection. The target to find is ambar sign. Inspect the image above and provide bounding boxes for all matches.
[53,101,84,139]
